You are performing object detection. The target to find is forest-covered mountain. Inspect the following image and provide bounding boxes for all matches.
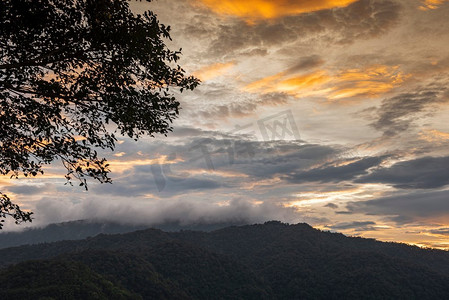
[1,221,449,299]
[0,220,241,249]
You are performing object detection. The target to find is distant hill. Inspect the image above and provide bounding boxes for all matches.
[0,219,243,249]
[1,221,449,299]
[0,259,139,299]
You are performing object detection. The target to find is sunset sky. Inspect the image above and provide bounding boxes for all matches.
[2,0,449,249]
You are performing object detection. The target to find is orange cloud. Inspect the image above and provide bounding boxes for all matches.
[245,70,332,98]
[113,152,126,157]
[286,188,370,207]
[419,129,449,143]
[419,0,449,10]
[193,62,235,81]
[244,65,407,101]
[197,0,358,22]
[108,156,182,173]
[330,65,407,100]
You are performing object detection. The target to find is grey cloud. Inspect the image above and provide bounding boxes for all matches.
[335,210,354,215]
[169,126,211,138]
[329,221,377,231]
[31,196,301,228]
[285,55,324,74]
[369,87,448,136]
[165,138,340,181]
[324,203,339,209]
[188,87,293,120]
[429,228,449,236]
[206,0,401,58]
[93,134,345,197]
[91,165,225,198]
[345,190,449,224]
[6,184,48,195]
[221,142,341,180]
[285,155,388,184]
[356,156,449,189]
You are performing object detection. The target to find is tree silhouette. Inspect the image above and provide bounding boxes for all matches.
[0,0,199,228]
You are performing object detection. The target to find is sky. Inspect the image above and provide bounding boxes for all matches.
[2,0,449,249]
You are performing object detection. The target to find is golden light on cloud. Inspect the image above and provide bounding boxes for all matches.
[245,70,332,97]
[186,169,249,178]
[330,65,407,100]
[193,62,235,81]
[108,156,182,173]
[244,65,407,101]
[419,129,449,143]
[197,0,358,22]
[286,188,373,208]
[279,71,331,94]
[419,0,449,10]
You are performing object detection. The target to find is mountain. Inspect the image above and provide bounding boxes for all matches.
[1,221,448,299]
[0,219,242,249]
[0,259,139,299]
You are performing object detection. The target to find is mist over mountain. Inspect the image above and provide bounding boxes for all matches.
[0,220,244,249]
[1,221,449,299]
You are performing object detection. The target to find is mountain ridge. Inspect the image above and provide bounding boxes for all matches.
[1,221,448,299]
[0,219,244,249]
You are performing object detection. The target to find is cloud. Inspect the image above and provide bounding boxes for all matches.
[324,203,339,209]
[31,196,301,228]
[206,0,401,58]
[192,62,235,81]
[429,228,449,236]
[345,190,449,224]
[245,70,331,98]
[244,65,407,100]
[285,55,325,74]
[330,65,407,99]
[196,0,359,22]
[328,221,377,231]
[419,129,449,144]
[164,139,341,181]
[369,87,448,136]
[181,82,294,122]
[285,155,389,184]
[57,132,340,199]
[6,184,49,196]
[356,156,449,189]
[419,0,449,10]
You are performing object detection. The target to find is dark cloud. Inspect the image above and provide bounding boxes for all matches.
[324,203,339,209]
[90,164,225,198]
[31,196,301,228]
[6,184,48,195]
[88,134,347,198]
[369,87,448,136]
[329,221,377,231]
[285,155,388,184]
[189,88,293,120]
[285,55,324,74]
[169,139,340,182]
[429,228,449,236]
[345,190,449,224]
[356,156,449,189]
[205,0,401,58]
[225,142,341,180]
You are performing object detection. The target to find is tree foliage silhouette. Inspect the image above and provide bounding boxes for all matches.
[0,0,199,228]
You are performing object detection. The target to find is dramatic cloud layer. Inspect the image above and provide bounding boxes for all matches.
[2,0,449,249]
[346,190,449,224]
[356,156,449,189]
[197,0,359,22]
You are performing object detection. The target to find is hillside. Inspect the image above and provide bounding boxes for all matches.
[0,259,138,299]
[0,220,241,249]
[1,221,449,299]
